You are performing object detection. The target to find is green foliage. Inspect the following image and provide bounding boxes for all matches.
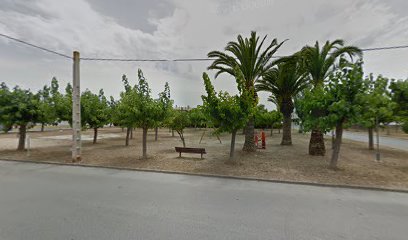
[389,79,408,120]
[169,110,190,147]
[256,56,308,115]
[358,75,396,129]
[300,59,366,132]
[0,83,40,128]
[81,89,110,130]
[402,121,408,134]
[299,39,362,87]
[37,79,59,128]
[115,70,164,129]
[202,71,253,135]
[254,105,282,129]
[188,106,207,128]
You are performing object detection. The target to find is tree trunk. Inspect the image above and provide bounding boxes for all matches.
[368,127,374,150]
[142,127,148,159]
[329,122,344,169]
[243,117,256,152]
[242,127,246,135]
[125,127,130,146]
[171,129,174,137]
[41,123,45,132]
[180,131,186,147]
[155,127,158,141]
[130,128,133,139]
[270,126,273,136]
[229,129,237,161]
[281,114,292,145]
[331,130,335,149]
[17,124,27,151]
[93,127,98,144]
[309,129,326,155]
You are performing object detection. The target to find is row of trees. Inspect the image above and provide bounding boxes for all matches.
[204,31,407,168]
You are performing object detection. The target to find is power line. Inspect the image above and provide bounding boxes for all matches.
[0,33,72,59]
[1,32,408,62]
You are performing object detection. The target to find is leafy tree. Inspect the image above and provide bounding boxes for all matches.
[202,70,253,161]
[37,83,58,131]
[114,74,135,145]
[0,83,40,150]
[301,60,366,168]
[169,110,190,147]
[208,31,285,152]
[81,89,110,144]
[256,56,308,145]
[188,106,207,128]
[115,70,165,158]
[358,75,395,149]
[389,79,408,129]
[254,105,282,135]
[299,40,362,155]
[155,82,173,141]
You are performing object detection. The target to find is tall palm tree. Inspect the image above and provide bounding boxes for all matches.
[256,56,308,145]
[300,40,362,155]
[207,31,285,152]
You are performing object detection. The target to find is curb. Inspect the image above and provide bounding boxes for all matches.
[1,158,408,194]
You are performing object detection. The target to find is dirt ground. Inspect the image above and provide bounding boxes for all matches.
[1,127,407,190]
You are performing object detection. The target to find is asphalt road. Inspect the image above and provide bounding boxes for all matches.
[342,131,408,151]
[0,161,407,240]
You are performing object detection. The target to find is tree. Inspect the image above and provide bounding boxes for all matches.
[207,31,285,152]
[299,40,362,155]
[202,70,253,161]
[81,89,110,144]
[169,110,190,147]
[37,81,59,131]
[359,75,395,149]
[389,79,408,129]
[0,84,40,150]
[114,74,135,145]
[115,70,165,159]
[256,56,308,145]
[301,60,366,169]
[155,82,173,141]
[188,106,207,128]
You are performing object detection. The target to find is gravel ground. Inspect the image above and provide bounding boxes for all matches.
[0,127,407,190]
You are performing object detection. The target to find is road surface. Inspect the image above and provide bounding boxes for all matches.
[0,161,407,240]
[342,131,408,151]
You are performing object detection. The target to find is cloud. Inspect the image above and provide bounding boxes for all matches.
[0,0,407,109]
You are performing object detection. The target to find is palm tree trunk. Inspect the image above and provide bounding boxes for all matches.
[17,124,27,151]
[142,127,148,159]
[229,129,237,161]
[368,127,374,150]
[329,121,344,169]
[93,127,98,144]
[281,114,292,145]
[309,128,326,155]
[243,117,256,152]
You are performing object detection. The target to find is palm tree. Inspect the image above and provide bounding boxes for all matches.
[300,40,362,155]
[207,31,285,152]
[256,56,308,145]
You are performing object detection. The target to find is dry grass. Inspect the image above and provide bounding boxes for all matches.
[1,127,407,190]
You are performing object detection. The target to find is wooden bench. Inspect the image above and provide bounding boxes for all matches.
[175,147,206,159]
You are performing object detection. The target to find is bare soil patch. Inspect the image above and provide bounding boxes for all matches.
[1,127,407,190]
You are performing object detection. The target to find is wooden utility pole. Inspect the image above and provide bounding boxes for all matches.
[72,51,81,161]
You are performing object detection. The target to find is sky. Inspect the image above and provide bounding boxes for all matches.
[0,0,407,109]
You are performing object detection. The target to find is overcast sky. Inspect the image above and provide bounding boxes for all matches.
[1,0,407,109]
